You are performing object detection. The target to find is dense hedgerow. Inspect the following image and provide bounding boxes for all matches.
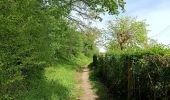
[0,0,96,99]
[93,47,170,99]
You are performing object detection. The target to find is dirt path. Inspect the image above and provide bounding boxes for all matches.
[77,67,98,100]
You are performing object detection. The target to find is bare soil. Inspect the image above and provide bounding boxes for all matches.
[77,67,98,100]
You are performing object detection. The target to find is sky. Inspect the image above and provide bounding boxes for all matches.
[94,0,170,51]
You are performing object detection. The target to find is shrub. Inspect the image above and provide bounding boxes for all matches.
[93,48,170,99]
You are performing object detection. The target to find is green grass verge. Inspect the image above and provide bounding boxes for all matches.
[71,54,92,67]
[16,56,91,100]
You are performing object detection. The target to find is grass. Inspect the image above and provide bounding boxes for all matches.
[89,70,114,100]
[16,55,91,100]
[72,54,92,67]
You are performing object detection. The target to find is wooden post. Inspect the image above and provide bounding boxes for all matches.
[128,56,133,100]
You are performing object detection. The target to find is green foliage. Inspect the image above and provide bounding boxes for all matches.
[71,54,91,67]
[14,55,90,100]
[49,0,125,15]
[80,0,126,14]
[0,0,125,99]
[90,71,111,100]
[108,16,148,51]
[14,64,76,100]
[1,0,51,99]
[51,23,84,60]
[83,28,101,57]
[0,0,82,99]
[93,47,170,99]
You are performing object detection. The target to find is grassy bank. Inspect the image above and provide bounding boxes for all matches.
[16,55,91,100]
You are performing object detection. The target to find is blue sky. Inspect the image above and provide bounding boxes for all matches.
[94,0,170,45]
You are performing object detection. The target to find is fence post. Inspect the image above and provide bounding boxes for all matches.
[128,56,133,100]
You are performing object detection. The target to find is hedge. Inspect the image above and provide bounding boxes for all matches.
[93,48,170,100]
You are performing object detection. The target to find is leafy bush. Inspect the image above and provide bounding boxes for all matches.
[0,0,92,99]
[93,47,170,99]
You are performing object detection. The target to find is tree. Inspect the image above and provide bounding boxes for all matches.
[83,27,101,57]
[0,0,126,99]
[44,0,126,30]
[108,16,148,51]
[0,0,52,98]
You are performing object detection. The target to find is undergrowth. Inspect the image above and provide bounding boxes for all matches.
[90,70,113,100]
[14,56,91,100]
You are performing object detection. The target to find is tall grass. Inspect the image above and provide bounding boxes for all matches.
[15,56,91,100]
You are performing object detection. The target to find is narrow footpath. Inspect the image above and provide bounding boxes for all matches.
[77,67,98,100]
